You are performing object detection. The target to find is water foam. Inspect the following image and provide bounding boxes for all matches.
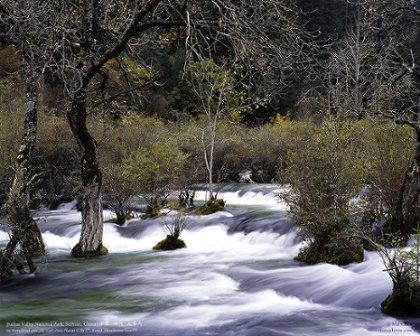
[89,290,329,330]
[193,187,289,209]
[0,229,9,243]
[178,224,302,262]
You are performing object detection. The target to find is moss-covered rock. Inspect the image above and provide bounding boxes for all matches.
[71,243,109,257]
[167,199,188,211]
[294,244,364,266]
[105,213,133,225]
[153,235,186,251]
[381,285,420,317]
[193,198,225,215]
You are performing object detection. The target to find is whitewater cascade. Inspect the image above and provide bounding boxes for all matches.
[0,184,419,336]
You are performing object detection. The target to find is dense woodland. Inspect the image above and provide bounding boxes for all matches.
[0,0,419,317]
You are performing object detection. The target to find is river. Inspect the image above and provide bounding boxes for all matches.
[0,184,419,336]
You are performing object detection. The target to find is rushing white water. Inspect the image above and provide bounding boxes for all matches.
[194,184,289,208]
[0,184,419,336]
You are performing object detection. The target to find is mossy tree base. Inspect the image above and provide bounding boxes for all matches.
[153,235,186,251]
[381,286,420,317]
[0,250,37,279]
[193,198,225,215]
[1,268,12,279]
[295,243,364,266]
[140,213,159,220]
[71,243,108,257]
[141,197,167,219]
[0,251,12,279]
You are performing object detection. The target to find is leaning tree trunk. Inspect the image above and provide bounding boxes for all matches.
[67,86,107,257]
[1,81,45,277]
[393,127,420,237]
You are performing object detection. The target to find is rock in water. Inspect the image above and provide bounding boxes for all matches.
[153,235,187,251]
[294,244,364,266]
[381,285,420,317]
[193,198,225,215]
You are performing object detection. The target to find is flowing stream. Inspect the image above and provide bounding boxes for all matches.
[1,184,419,336]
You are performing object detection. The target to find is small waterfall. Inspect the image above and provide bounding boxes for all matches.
[0,184,419,336]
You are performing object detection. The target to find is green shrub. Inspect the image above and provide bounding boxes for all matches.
[33,110,80,208]
[123,139,189,195]
[0,77,24,205]
[379,226,420,316]
[361,122,415,234]
[284,121,366,265]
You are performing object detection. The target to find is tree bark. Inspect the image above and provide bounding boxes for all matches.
[67,86,107,257]
[392,127,420,237]
[1,81,45,277]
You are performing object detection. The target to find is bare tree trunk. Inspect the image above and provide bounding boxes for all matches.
[1,81,45,277]
[208,133,214,200]
[67,86,107,257]
[202,126,215,200]
[208,115,217,200]
[392,127,420,237]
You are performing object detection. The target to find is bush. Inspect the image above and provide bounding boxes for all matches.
[361,122,415,236]
[100,115,192,217]
[0,75,24,205]
[283,121,366,265]
[379,227,420,316]
[247,121,309,182]
[124,139,189,196]
[95,114,192,219]
[32,110,80,208]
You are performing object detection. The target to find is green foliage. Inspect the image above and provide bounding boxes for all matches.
[169,59,246,122]
[96,114,200,219]
[379,226,420,316]
[284,121,366,264]
[167,73,202,121]
[248,121,307,182]
[377,226,420,289]
[382,231,406,249]
[0,76,24,205]
[405,225,420,288]
[0,46,20,77]
[123,139,189,197]
[361,122,415,229]
[191,59,245,119]
[97,114,167,215]
[31,109,80,208]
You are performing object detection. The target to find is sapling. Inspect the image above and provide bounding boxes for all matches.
[163,212,189,240]
[153,212,188,251]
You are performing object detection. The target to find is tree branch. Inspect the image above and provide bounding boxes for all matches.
[93,79,154,106]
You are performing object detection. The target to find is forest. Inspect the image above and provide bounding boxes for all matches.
[0,1,420,335]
